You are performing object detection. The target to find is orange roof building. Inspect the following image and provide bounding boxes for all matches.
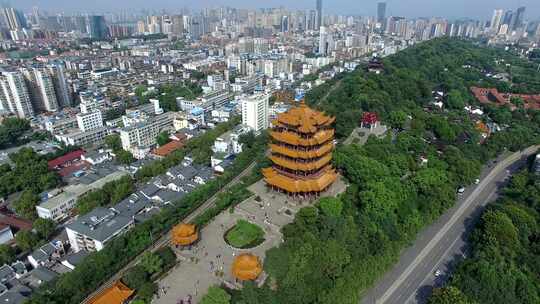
[89,281,134,304]
[171,223,199,246]
[263,100,337,195]
[232,253,263,281]
[152,140,185,158]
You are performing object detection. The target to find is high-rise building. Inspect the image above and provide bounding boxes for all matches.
[0,71,34,118]
[241,93,269,133]
[490,9,504,32]
[511,6,526,30]
[318,26,333,56]
[316,0,323,29]
[281,15,289,33]
[2,8,26,30]
[377,2,387,24]
[171,15,184,36]
[502,10,514,26]
[31,68,59,112]
[86,15,108,39]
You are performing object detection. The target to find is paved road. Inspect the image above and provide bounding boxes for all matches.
[81,161,258,304]
[361,145,539,304]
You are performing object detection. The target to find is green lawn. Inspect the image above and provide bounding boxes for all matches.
[225,219,265,248]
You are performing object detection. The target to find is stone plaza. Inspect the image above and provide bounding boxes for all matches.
[153,177,347,303]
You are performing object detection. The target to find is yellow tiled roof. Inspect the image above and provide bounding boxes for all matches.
[269,142,333,159]
[262,167,338,193]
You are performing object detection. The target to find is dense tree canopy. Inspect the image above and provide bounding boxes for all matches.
[430,169,540,304]
[0,148,61,199]
[234,38,540,304]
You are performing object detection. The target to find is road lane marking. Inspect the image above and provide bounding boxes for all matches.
[375,147,538,304]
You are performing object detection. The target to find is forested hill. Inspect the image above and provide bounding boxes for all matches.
[306,38,540,141]
[229,38,540,304]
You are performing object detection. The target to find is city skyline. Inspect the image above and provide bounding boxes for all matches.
[7,0,540,20]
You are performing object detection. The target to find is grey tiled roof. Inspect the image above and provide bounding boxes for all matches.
[0,290,28,304]
[66,207,133,243]
[63,250,89,268]
[0,265,15,283]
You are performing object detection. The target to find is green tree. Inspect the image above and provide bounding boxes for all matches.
[116,150,135,165]
[34,218,56,239]
[15,230,39,251]
[105,134,122,152]
[156,247,176,268]
[429,287,473,304]
[135,85,147,99]
[446,90,466,109]
[137,282,157,303]
[510,96,524,107]
[388,111,408,129]
[200,286,231,304]
[0,244,16,265]
[156,131,171,146]
[319,197,343,217]
[139,252,163,274]
[122,265,149,290]
[14,190,40,220]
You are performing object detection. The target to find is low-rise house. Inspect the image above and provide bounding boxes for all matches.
[36,171,129,221]
[23,267,57,289]
[61,250,89,271]
[27,241,65,269]
[81,150,112,165]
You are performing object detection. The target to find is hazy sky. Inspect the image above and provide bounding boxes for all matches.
[9,0,540,20]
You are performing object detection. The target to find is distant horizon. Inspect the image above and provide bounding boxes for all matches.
[6,0,540,21]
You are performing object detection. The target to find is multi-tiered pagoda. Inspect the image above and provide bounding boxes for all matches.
[262,100,338,197]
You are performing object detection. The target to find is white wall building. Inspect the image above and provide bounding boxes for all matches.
[0,70,34,118]
[241,93,269,133]
[76,110,103,132]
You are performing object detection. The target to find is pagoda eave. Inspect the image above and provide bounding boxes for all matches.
[262,167,338,194]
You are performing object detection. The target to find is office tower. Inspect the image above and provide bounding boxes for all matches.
[171,15,184,36]
[502,10,513,26]
[2,8,27,30]
[48,63,72,108]
[377,2,387,24]
[281,15,289,33]
[32,6,40,26]
[86,15,108,39]
[136,20,146,34]
[316,0,323,29]
[490,9,504,32]
[318,26,333,56]
[511,6,526,30]
[0,71,34,118]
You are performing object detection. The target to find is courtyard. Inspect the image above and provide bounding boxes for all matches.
[153,177,347,303]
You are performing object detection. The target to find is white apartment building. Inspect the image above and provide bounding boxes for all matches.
[55,126,111,147]
[120,112,174,156]
[66,207,134,252]
[242,93,269,133]
[0,70,34,118]
[76,110,103,132]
